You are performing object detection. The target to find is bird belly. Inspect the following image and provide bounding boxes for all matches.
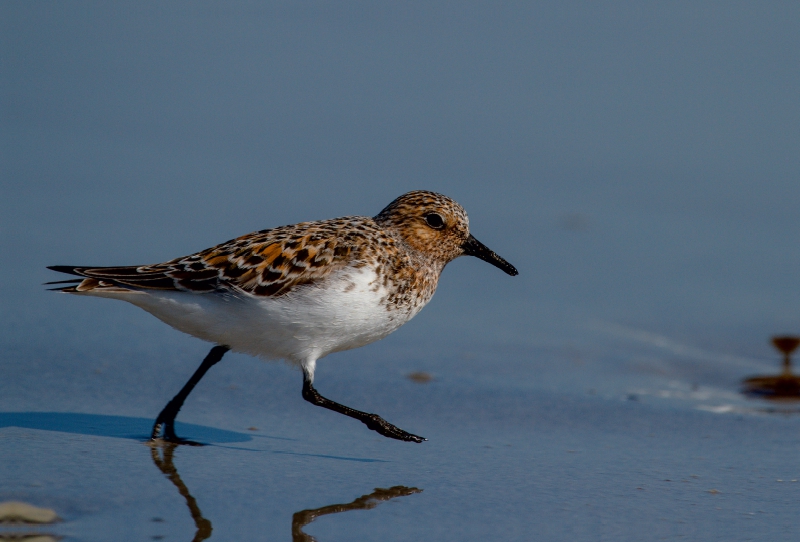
[79,268,426,363]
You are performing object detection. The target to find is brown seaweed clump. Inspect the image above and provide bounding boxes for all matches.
[742,336,800,400]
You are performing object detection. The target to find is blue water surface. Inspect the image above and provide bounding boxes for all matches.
[2,2,799,540]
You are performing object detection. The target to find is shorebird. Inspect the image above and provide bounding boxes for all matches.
[48,191,518,444]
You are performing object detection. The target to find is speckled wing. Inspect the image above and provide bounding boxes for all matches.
[48,219,367,297]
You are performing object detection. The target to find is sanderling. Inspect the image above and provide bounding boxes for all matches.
[48,191,518,444]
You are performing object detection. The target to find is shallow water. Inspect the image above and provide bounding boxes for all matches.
[3,2,800,540]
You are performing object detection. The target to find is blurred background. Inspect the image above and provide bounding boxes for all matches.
[2,2,799,540]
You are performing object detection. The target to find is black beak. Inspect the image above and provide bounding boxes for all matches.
[461,235,518,276]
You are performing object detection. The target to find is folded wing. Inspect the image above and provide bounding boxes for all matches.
[48,222,360,297]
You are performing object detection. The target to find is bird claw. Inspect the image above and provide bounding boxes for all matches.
[149,436,204,447]
[364,413,426,443]
[150,423,204,446]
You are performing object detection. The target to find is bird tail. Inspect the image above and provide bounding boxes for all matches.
[45,266,133,293]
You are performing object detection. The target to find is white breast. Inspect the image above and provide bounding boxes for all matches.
[82,267,429,365]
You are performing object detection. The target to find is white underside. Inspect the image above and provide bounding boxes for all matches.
[74,268,426,377]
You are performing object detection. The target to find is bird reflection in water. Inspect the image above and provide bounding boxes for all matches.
[150,443,212,542]
[148,443,421,541]
[742,336,800,400]
[292,486,421,542]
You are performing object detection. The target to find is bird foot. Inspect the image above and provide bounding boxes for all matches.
[363,413,426,443]
[150,422,204,446]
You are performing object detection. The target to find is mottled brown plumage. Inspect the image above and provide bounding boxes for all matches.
[51,191,506,312]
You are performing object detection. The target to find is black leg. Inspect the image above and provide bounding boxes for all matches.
[150,345,230,444]
[301,371,425,443]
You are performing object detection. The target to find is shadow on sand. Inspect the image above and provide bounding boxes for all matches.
[0,411,252,444]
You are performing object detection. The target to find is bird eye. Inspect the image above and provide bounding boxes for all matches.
[424,213,445,229]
